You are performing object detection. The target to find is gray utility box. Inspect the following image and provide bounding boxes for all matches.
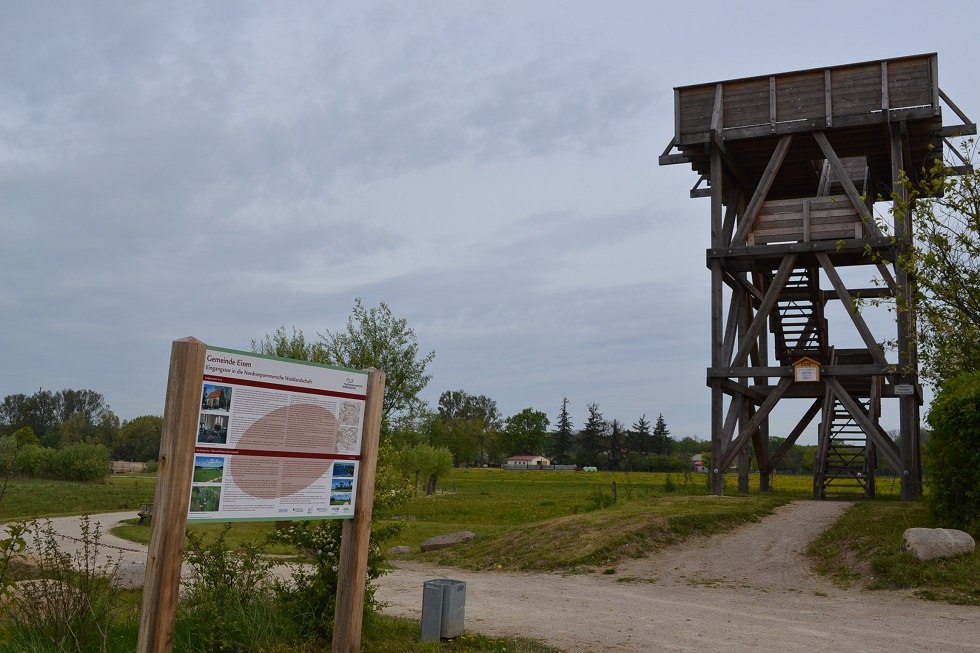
[421,578,466,640]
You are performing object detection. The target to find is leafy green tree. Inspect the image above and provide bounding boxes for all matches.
[429,415,482,466]
[673,436,709,458]
[1,390,59,443]
[254,299,435,434]
[435,390,500,465]
[769,436,804,473]
[251,325,326,363]
[320,299,435,424]
[925,370,980,535]
[576,403,607,467]
[500,408,550,458]
[114,415,163,461]
[11,426,39,448]
[396,442,453,495]
[549,397,574,465]
[56,389,109,426]
[893,140,980,387]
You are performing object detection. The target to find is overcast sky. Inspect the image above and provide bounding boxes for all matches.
[3,1,978,443]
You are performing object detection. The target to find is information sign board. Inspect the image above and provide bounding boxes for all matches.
[188,346,368,522]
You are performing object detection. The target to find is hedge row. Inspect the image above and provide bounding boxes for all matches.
[8,441,112,482]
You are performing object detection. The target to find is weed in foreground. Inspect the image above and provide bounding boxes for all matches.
[6,516,122,653]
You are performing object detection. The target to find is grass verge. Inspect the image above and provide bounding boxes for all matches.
[421,494,790,572]
[0,475,155,521]
[806,500,980,605]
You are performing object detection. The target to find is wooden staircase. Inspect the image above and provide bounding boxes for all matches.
[814,348,879,498]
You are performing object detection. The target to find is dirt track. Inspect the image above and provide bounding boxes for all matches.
[375,501,980,653]
[31,502,980,652]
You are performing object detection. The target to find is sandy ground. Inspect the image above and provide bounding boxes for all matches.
[27,503,980,652]
[375,501,980,653]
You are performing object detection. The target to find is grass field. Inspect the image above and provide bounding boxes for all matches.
[4,466,975,653]
[0,474,156,520]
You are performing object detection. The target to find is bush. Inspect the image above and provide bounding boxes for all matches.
[13,444,56,478]
[180,527,287,653]
[7,517,122,653]
[55,444,112,482]
[926,371,980,535]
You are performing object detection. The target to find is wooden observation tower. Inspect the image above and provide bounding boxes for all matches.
[660,54,975,500]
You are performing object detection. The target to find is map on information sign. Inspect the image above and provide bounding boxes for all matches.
[188,346,368,522]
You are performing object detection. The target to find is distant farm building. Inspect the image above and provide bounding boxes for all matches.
[504,455,551,468]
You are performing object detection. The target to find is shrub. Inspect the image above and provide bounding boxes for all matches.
[926,371,980,535]
[13,444,56,478]
[54,444,112,482]
[180,527,286,653]
[8,517,122,653]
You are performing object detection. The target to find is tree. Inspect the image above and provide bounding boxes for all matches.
[628,414,652,458]
[254,299,435,433]
[320,299,435,424]
[576,403,607,467]
[550,397,574,465]
[435,390,500,465]
[1,390,59,441]
[396,442,453,495]
[0,389,113,447]
[894,140,980,387]
[429,416,481,466]
[500,408,549,458]
[251,325,326,363]
[673,436,709,458]
[114,415,163,461]
[607,419,625,470]
[56,389,109,426]
[925,371,980,535]
[10,426,39,448]
[651,414,671,455]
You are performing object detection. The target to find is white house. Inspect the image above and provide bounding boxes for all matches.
[691,454,707,473]
[504,455,551,468]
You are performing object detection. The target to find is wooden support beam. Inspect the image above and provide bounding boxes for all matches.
[731,135,794,246]
[816,252,887,364]
[333,369,385,653]
[939,87,976,131]
[767,399,822,471]
[825,377,903,472]
[138,337,207,653]
[812,131,884,239]
[707,366,791,379]
[731,254,798,367]
[721,394,743,450]
[721,284,744,366]
[716,377,792,473]
[720,378,767,404]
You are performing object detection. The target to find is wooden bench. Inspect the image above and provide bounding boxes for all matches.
[138,502,153,526]
[748,195,866,245]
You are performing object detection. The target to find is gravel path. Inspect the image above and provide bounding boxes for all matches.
[29,502,980,652]
[375,501,980,653]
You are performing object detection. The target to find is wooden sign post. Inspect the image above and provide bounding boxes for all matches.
[136,339,384,653]
[332,368,385,653]
[137,337,207,653]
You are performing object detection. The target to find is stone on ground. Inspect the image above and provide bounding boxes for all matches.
[420,531,476,552]
[901,527,975,561]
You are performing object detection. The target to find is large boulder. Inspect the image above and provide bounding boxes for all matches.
[901,527,975,561]
[420,531,476,552]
